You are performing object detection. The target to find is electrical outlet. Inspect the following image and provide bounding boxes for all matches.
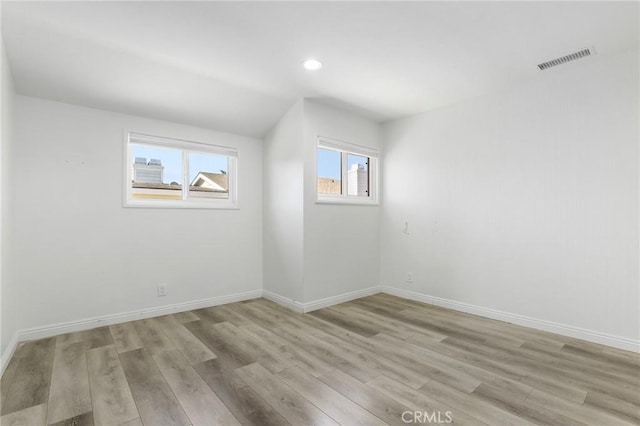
[157,284,167,297]
[406,272,413,283]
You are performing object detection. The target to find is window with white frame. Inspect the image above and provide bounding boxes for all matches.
[316,137,378,204]
[125,132,237,208]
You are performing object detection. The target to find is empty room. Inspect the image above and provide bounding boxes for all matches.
[0,1,638,425]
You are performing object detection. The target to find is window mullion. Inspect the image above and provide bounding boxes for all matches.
[229,157,236,205]
[366,157,370,197]
[341,151,348,196]
[182,150,189,201]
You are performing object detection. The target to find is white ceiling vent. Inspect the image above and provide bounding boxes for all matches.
[537,48,592,70]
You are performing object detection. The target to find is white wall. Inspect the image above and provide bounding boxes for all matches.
[263,101,305,302]
[1,40,16,357]
[382,49,639,342]
[12,96,263,333]
[302,99,381,303]
[5,46,634,360]
[262,99,382,305]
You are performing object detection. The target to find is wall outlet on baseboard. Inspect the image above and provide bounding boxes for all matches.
[157,284,167,297]
[406,272,413,283]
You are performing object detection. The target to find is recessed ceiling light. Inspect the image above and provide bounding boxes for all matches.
[303,59,322,71]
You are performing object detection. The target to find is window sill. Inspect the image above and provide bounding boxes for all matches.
[316,197,379,206]
[124,201,239,210]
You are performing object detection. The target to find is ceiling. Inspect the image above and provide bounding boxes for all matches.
[2,1,638,137]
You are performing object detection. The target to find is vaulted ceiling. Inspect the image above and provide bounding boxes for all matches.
[2,1,638,137]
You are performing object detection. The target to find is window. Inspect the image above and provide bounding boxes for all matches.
[125,132,237,208]
[316,137,378,204]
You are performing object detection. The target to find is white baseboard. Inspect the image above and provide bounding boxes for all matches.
[0,289,262,376]
[302,286,381,312]
[380,286,640,353]
[262,290,304,313]
[0,333,20,378]
[263,286,381,313]
[3,285,637,378]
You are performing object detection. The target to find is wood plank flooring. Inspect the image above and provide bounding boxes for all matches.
[1,293,639,425]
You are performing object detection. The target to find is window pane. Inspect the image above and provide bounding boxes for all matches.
[188,152,229,199]
[317,148,341,195]
[347,154,369,197]
[130,144,182,200]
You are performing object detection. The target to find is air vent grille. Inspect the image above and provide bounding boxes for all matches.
[538,49,591,70]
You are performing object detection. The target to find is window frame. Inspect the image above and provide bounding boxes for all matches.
[316,136,379,206]
[124,131,238,209]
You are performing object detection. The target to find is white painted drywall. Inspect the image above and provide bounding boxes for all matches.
[1,40,17,356]
[11,96,263,333]
[262,101,305,303]
[262,99,381,305]
[302,99,381,303]
[382,49,640,341]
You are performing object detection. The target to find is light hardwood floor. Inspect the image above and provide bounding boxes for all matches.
[1,293,639,426]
